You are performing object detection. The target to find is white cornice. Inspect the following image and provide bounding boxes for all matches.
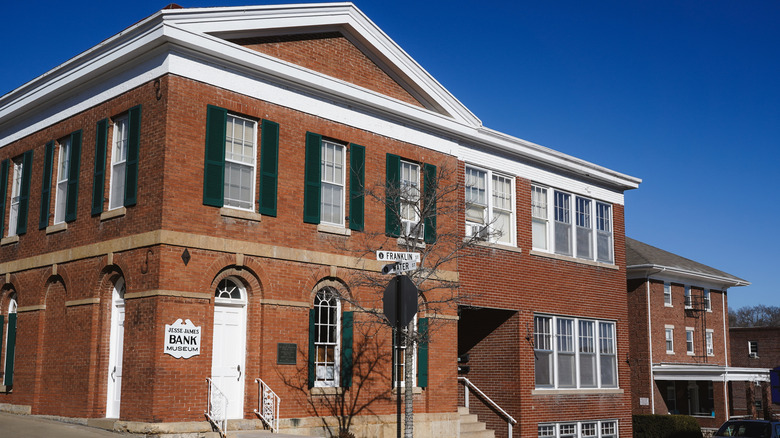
[626,264,751,289]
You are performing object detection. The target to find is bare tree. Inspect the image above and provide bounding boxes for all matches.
[729,305,780,328]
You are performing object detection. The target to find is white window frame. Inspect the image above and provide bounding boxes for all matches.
[313,287,341,387]
[534,314,618,389]
[532,185,613,263]
[686,328,695,355]
[109,115,129,210]
[54,137,71,224]
[663,282,672,307]
[703,289,711,312]
[400,160,422,238]
[223,114,257,211]
[2,293,17,386]
[665,326,674,354]
[7,158,23,236]
[320,139,345,226]
[684,286,692,309]
[748,340,758,358]
[705,330,714,356]
[538,420,619,438]
[466,165,515,245]
[393,315,417,388]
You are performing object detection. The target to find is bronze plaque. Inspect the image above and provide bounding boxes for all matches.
[277,343,297,365]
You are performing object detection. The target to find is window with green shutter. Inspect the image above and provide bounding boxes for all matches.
[123,105,141,207]
[0,160,8,236]
[15,150,34,235]
[423,164,437,243]
[65,130,82,222]
[417,317,429,388]
[92,119,109,215]
[3,312,17,386]
[39,141,55,230]
[258,119,279,216]
[349,144,365,231]
[303,132,322,224]
[385,153,401,237]
[341,311,354,388]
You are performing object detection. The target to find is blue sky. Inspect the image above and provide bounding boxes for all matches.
[2,1,778,310]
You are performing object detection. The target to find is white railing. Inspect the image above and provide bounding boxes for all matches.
[206,378,228,438]
[255,378,281,433]
[459,376,517,437]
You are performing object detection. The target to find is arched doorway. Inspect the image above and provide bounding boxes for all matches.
[106,278,125,418]
[211,278,247,419]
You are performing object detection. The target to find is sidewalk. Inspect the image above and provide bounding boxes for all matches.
[0,412,131,438]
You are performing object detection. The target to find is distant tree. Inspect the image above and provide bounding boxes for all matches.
[729,304,780,327]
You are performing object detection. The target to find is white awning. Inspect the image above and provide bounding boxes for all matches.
[652,364,770,382]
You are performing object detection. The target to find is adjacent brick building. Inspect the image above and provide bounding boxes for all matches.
[729,326,780,419]
[0,3,641,437]
[626,237,769,431]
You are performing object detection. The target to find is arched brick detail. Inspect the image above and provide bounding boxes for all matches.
[203,253,242,292]
[0,285,17,314]
[307,277,353,310]
[209,266,262,301]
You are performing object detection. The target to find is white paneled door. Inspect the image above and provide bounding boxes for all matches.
[211,302,247,419]
[106,279,125,418]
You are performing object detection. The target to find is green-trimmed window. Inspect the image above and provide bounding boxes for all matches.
[93,106,141,214]
[53,132,82,224]
[385,154,436,243]
[307,287,354,388]
[392,316,429,388]
[8,151,32,236]
[2,293,17,386]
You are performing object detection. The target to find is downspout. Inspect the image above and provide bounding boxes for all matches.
[722,290,729,418]
[645,268,665,415]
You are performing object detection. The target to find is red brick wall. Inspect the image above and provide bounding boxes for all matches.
[232,32,426,109]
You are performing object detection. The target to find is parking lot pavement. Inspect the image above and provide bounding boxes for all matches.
[0,412,130,438]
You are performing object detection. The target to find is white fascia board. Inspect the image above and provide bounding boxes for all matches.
[652,364,770,382]
[626,265,751,289]
[161,3,481,126]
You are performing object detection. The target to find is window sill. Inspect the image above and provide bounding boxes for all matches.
[687,352,695,356]
[0,385,9,393]
[0,235,19,246]
[310,386,344,396]
[100,207,126,221]
[220,207,262,222]
[393,387,423,395]
[396,237,426,249]
[529,250,619,270]
[667,351,675,355]
[464,238,522,254]
[46,223,68,234]
[317,224,351,236]
[664,304,673,308]
[531,388,623,396]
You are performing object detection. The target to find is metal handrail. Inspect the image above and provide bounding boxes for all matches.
[458,376,517,437]
[255,378,281,433]
[206,378,228,438]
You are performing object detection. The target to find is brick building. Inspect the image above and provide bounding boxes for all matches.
[729,326,780,419]
[0,4,641,437]
[626,237,769,430]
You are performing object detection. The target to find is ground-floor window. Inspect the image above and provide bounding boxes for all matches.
[539,420,618,438]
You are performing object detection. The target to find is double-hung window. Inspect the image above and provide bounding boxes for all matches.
[534,315,618,389]
[54,137,71,224]
[748,341,758,358]
[684,286,692,309]
[2,293,18,386]
[532,185,612,262]
[312,288,341,387]
[705,330,714,356]
[109,115,128,210]
[400,160,421,237]
[223,115,257,211]
[320,140,345,226]
[465,166,514,244]
[664,283,672,307]
[686,329,695,355]
[7,159,23,236]
[665,327,674,353]
[703,289,711,311]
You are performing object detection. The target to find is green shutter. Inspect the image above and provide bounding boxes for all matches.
[308,308,316,389]
[203,105,227,207]
[16,149,34,235]
[4,313,16,386]
[348,144,365,231]
[65,130,82,222]
[417,317,429,388]
[423,164,437,244]
[92,119,109,215]
[0,160,8,236]
[258,119,279,216]
[385,153,401,237]
[124,105,141,207]
[0,314,3,379]
[341,311,354,388]
[39,141,55,230]
[303,132,321,224]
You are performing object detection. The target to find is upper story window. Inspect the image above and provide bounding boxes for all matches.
[109,114,129,210]
[313,287,341,387]
[665,327,674,353]
[534,314,617,389]
[465,166,514,244]
[320,140,345,226]
[686,329,695,355]
[3,292,18,386]
[748,341,758,358]
[705,330,714,356]
[222,115,257,211]
[54,137,71,224]
[703,289,711,311]
[7,158,23,237]
[684,286,692,309]
[663,282,672,307]
[400,160,421,237]
[532,185,613,263]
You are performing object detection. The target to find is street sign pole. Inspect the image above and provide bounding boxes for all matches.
[395,274,402,438]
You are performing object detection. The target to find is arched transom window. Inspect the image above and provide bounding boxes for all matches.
[215,278,244,303]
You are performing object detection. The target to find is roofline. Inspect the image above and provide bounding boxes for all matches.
[626,264,751,288]
[0,3,641,191]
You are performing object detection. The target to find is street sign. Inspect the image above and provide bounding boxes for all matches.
[381,261,418,275]
[376,250,420,263]
[383,275,418,328]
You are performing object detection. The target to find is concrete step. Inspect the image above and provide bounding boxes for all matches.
[459,407,496,438]
[461,420,487,433]
[461,430,495,438]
